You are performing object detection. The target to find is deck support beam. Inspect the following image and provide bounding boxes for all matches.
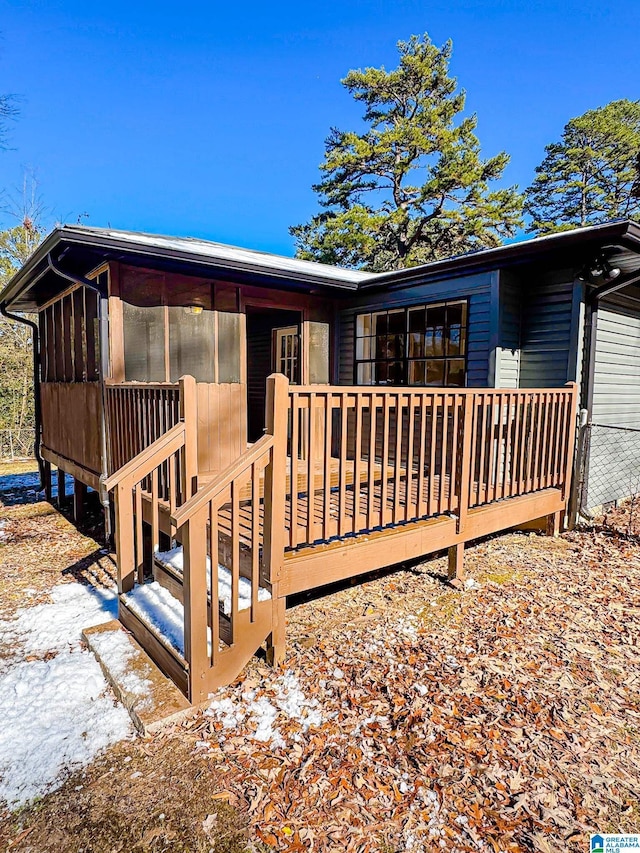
[73,478,87,522]
[266,594,286,667]
[447,542,466,587]
[57,467,66,507]
[43,460,52,502]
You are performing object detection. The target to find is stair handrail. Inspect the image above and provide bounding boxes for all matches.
[104,422,186,492]
[170,431,274,528]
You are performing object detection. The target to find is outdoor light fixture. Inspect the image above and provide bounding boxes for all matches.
[184,304,204,316]
[578,254,621,284]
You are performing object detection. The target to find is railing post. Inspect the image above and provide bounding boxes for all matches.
[456,393,475,535]
[561,382,579,509]
[179,374,198,499]
[181,504,210,703]
[114,480,135,594]
[263,373,289,667]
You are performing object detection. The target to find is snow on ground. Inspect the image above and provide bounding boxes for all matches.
[0,470,78,505]
[156,545,271,616]
[0,582,134,808]
[206,671,323,749]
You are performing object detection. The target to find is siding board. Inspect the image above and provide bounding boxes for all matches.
[519,277,576,388]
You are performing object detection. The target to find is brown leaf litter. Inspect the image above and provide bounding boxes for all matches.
[1,468,639,851]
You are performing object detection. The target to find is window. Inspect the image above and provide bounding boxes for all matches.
[355,300,468,387]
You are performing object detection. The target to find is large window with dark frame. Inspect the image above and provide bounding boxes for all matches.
[355,300,468,387]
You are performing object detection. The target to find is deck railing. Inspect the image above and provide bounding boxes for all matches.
[169,374,288,700]
[104,375,198,593]
[105,380,182,475]
[286,384,578,548]
[106,374,578,701]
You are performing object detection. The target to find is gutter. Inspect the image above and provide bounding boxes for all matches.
[0,303,44,486]
[577,268,640,521]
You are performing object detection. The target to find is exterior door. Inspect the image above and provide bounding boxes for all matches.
[273,326,300,384]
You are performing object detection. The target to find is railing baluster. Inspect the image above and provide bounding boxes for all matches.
[439,393,449,515]
[381,394,390,528]
[290,393,299,548]
[151,467,159,555]
[251,462,259,621]
[231,480,240,644]
[405,393,415,522]
[339,393,348,537]
[428,394,438,516]
[353,393,363,533]
[548,393,560,488]
[209,501,219,666]
[502,393,513,500]
[486,393,497,504]
[393,393,403,523]
[134,483,144,585]
[417,395,427,519]
[323,393,332,541]
[367,393,376,531]
[450,394,461,514]
[307,392,316,545]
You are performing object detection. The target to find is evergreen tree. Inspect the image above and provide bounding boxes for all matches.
[290,34,522,272]
[525,99,640,234]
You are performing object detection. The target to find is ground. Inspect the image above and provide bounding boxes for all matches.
[0,460,639,852]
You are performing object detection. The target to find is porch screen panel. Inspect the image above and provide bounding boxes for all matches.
[168,307,216,383]
[217,312,241,383]
[123,303,165,382]
[309,321,330,384]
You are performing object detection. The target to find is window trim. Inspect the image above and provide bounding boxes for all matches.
[353,299,469,387]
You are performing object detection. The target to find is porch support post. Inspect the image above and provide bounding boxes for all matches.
[114,481,135,595]
[448,542,466,586]
[181,505,209,704]
[546,510,562,537]
[179,374,198,499]
[263,373,289,667]
[56,467,66,508]
[73,478,87,523]
[43,460,52,502]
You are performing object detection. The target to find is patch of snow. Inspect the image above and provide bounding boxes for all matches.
[155,546,271,616]
[88,628,153,701]
[122,582,187,657]
[464,578,480,590]
[0,582,133,808]
[206,671,322,748]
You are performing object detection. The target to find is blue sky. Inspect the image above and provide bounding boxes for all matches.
[0,0,638,256]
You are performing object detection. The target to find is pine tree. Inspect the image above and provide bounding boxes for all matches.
[525,99,640,234]
[290,34,522,272]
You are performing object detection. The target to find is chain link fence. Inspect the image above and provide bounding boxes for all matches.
[578,422,640,534]
[0,428,35,462]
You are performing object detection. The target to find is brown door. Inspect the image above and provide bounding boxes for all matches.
[246,309,302,442]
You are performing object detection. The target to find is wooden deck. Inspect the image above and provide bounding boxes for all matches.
[105,376,579,702]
